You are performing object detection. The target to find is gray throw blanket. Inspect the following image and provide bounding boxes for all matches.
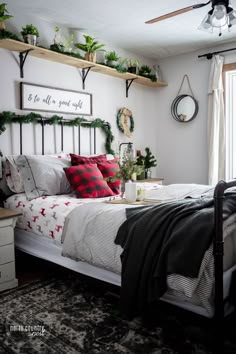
[115,194,236,317]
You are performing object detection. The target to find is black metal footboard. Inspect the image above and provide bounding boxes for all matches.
[214,179,236,336]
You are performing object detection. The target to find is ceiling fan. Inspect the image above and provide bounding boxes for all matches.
[145,0,236,36]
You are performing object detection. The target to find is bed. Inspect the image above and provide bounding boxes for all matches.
[1,118,236,344]
[4,184,236,319]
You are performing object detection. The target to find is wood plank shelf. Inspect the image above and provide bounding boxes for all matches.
[0,38,168,95]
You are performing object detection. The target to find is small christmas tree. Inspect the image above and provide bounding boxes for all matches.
[144,147,157,178]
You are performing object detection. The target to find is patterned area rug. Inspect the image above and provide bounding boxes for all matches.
[0,272,235,354]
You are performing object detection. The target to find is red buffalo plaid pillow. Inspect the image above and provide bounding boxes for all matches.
[70,153,107,166]
[64,163,114,198]
[97,159,121,195]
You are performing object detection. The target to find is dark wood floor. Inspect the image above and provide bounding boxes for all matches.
[15,250,68,286]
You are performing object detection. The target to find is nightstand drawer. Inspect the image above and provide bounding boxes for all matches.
[0,262,16,284]
[0,244,14,265]
[0,227,14,246]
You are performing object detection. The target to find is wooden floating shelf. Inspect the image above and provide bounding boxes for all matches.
[0,38,168,90]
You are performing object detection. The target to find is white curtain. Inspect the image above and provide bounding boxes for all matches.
[208,55,225,185]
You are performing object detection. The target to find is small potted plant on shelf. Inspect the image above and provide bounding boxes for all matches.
[126,58,140,74]
[21,24,39,46]
[50,26,65,52]
[74,34,105,62]
[0,3,13,30]
[138,65,157,82]
[105,51,119,67]
[115,58,128,73]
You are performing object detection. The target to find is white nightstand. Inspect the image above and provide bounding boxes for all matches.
[0,208,21,292]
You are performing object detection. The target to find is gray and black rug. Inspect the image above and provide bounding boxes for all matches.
[0,272,235,354]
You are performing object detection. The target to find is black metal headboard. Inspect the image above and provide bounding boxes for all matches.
[18,119,98,156]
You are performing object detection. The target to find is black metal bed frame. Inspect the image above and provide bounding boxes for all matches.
[2,120,236,349]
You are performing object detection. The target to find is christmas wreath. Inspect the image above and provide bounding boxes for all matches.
[116,108,134,138]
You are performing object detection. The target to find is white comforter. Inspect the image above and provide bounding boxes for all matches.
[63,183,236,313]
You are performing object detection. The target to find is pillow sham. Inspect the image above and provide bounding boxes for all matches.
[5,153,70,194]
[16,155,72,200]
[97,159,120,195]
[5,156,24,193]
[64,163,114,198]
[70,153,107,166]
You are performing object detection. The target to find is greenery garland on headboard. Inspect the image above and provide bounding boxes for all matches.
[0,111,115,155]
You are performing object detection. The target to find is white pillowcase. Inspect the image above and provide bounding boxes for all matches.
[5,153,71,194]
[15,155,72,200]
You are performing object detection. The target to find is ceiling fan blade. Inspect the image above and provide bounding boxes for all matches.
[145,2,211,24]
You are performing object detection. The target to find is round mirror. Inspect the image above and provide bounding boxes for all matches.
[171,94,198,123]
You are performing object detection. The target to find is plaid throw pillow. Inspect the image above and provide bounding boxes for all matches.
[70,153,107,166]
[97,159,121,195]
[64,164,114,198]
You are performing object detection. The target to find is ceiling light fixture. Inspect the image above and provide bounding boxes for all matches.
[199,0,236,36]
[146,0,236,37]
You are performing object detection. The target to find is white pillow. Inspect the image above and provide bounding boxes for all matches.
[5,153,70,194]
[16,155,72,200]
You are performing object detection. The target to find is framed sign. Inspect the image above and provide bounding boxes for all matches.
[20,83,92,116]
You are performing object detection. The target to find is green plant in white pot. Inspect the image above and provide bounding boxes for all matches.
[105,51,119,67]
[74,35,105,62]
[21,24,39,46]
[0,3,13,29]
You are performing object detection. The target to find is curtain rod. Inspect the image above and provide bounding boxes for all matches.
[198,47,236,60]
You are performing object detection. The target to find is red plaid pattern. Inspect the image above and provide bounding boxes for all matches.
[97,159,121,195]
[70,153,107,166]
[64,164,114,198]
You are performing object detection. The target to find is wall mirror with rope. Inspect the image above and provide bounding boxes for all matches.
[171,75,199,123]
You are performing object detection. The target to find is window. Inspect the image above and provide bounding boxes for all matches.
[225,66,236,180]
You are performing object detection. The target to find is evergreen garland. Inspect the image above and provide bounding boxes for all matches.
[0,111,115,155]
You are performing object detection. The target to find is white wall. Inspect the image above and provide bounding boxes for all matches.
[0,45,159,158]
[156,41,236,185]
[2,11,236,185]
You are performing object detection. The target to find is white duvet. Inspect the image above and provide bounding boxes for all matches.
[62,183,236,313]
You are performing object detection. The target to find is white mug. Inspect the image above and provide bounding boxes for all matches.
[125,182,137,203]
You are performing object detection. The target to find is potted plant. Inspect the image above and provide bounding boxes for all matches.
[105,51,119,67]
[143,147,157,178]
[74,35,105,62]
[50,26,65,52]
[138,65,157,82]
[113,150,144,197]
[21,24,39,46]
[0,3,13,30]
[126,58,140,74]
[115,58,128,73]
[136,147,157,179]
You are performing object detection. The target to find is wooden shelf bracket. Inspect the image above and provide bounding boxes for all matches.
[126,78,137,98]
[19,49,33,78]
